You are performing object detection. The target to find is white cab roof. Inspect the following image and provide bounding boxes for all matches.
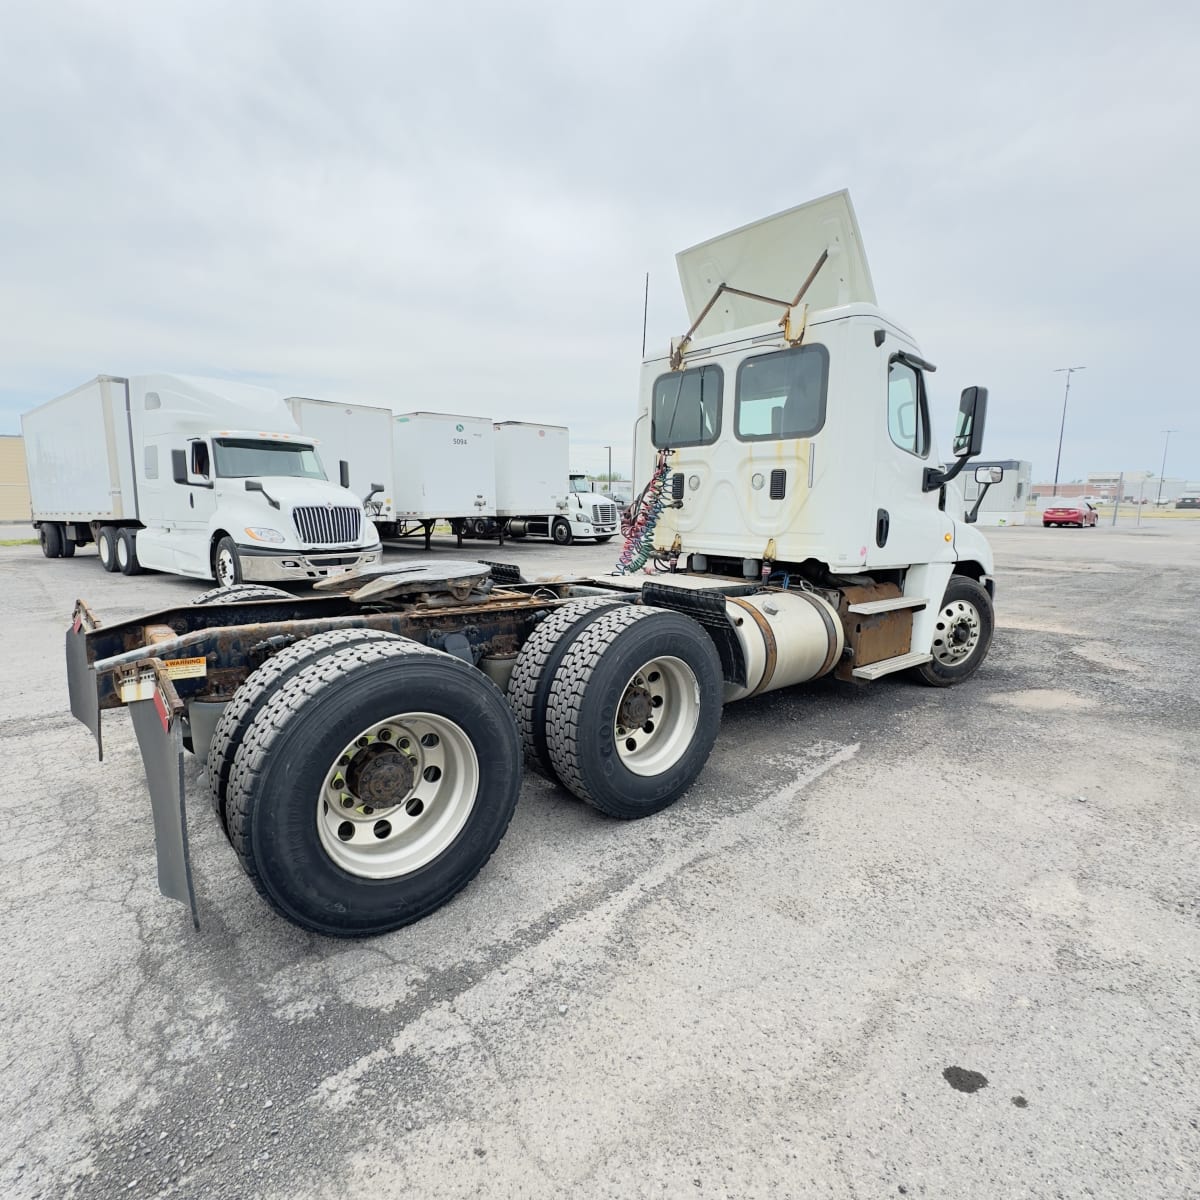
[675,190,876,338]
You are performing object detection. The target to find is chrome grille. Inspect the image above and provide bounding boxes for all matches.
[592,502,618,526]
[292,505,361,545]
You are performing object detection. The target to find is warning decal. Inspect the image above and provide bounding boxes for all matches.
[164,656,207,680]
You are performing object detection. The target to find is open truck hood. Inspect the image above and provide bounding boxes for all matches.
[675,189,876,338]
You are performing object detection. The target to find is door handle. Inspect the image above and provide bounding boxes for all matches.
[189,493,194,509]
[875,508,890,547]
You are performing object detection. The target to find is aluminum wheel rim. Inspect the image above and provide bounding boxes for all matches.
[613,656,701,777]
[316,711,479,879]
[932,598,982,666]
[116,537,129,568]
[216,549,236,587]
[99,535,113,568]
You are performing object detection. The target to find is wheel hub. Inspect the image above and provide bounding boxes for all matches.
[351,747,416,810]
[618,684,653,728]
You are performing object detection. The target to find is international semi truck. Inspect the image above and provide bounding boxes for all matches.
[23,374,381,584]
[64,191,1004,940]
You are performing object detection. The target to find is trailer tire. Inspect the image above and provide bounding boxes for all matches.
[226,639,521,937]
[39,523,63,558]
[191,583,292,605]
[205,628,406,836]
[551,518,573,546]
[506,597,625,777]
[97,527,120,572]
[214,536,244,587]
[545,606,722,818]
[912,575,994,687]
[116,528,141,575]
[60,535,76,558]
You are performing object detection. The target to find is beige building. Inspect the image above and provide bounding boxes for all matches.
[0,435,32,523]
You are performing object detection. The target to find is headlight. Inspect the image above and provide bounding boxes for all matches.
[244,526,285,543]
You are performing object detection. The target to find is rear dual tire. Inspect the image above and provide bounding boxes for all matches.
[224,639,522,937]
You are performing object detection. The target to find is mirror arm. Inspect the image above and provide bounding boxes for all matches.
[923,456,969,493]
[965,480,994,524]
[245,480,282,510]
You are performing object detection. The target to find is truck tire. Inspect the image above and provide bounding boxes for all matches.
[544,606,723,819]
[552,518,573,546]
[225,640,522,937]
[116,528,142,575]
[506,597,624,776]
[60,534,76,558]
[39,523,63,559]
[191,583,291,605]
[97,527,120,572]
[912,575,994,687]
[214,536,243,587]
[205,628,406,836]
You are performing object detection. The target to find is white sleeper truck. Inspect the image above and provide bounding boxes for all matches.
[64,192,1003,940]
[23,374,381,585]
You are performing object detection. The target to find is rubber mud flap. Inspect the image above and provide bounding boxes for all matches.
[129,695,199,929]
[66,621,102,760]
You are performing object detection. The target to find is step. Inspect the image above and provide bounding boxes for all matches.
[852,651,932,681]
[846,596,928,616]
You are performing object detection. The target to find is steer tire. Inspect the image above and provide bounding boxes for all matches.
[205,628,408,836]
[225,639,522,937]
[191,583,292,605]
[912,575,995,688]
[544,606,722,819]
[551,518,573,546]
[40,524,63,559]
[506,598,624,778]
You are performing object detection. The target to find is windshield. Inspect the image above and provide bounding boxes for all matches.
[569,477,591,493]
[213,438,326,480]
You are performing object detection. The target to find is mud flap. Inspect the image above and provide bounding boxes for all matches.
[127,668,200,930]
[66,605,102,760]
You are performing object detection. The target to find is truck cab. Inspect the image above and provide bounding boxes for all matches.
[113,375,380,582]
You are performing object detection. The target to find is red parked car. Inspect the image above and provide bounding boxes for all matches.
[1043,501,1098,528]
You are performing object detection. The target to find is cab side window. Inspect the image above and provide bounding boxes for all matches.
[887,360,930,457]
[190,441,211,479]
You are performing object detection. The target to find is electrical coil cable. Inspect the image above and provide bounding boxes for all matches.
[613,449,673,575]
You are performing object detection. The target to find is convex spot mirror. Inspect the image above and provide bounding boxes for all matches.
[975,465,1004,484]
[953,386,989,459]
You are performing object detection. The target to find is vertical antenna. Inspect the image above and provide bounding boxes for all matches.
[641,272,649,358]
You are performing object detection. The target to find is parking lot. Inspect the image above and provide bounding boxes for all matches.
[2,522,1198,1199]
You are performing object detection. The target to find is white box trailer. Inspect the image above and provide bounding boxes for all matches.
[387,412,495,549]
[488,422,619,545]
[22,374,381,583]
[962,459,1031,525]
[286,396,396,522]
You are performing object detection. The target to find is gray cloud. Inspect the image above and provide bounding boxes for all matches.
[2,0,1197,481]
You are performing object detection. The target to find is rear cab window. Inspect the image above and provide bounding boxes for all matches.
[735,344,829,441]
[651,364,723,448]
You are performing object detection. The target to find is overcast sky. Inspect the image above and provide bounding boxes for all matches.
[2,1,1198,483]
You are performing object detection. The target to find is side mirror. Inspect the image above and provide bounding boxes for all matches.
[339,460,351,489]
[953,386,988,459]
[974,465,1003,485]
[171,449,188,485]
[365,482,385,502]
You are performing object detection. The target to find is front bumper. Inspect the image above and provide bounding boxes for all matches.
[237,543,382,582]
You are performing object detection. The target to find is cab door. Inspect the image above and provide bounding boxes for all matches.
[172,438,219,575]
[867,354,953,568]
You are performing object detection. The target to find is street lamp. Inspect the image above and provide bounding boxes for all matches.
[1156,429,1179,507]
[604,444,612,485]
[1052,366,1085,496]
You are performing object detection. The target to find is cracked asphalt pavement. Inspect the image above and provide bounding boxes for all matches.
[2,522,1197,1198]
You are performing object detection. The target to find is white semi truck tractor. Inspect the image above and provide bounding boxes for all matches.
[23,374,381,585]
[64,192,1002,939]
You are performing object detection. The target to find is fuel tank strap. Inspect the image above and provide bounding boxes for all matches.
[727,597,778,698]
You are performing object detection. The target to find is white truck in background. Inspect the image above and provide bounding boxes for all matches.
[477,422,619,545]
[22,374,381,584]
[286,396,395,525]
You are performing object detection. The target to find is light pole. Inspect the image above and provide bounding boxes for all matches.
[604,445,612,485]
[1052,366,1085,496]
[1155,429,1179,507]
